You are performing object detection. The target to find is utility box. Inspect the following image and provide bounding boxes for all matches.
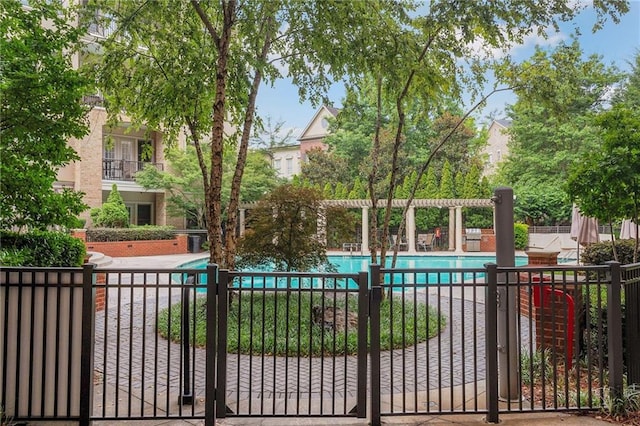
[188,235,201,253]
[465,228,481,252]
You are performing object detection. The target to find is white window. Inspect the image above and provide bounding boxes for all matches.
[497,150,502,161]
[274,158,281,171]
[286,157,293,174]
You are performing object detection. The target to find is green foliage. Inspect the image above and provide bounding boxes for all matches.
[90,184,129,228]
[236,185,329,272]
[567,98,640,261]
[157,291,445,356]
[438,161,454,199]
[325,207,358,249]
[601,385,640,419]
[86,226,176,242]
[581,239,637,266]
[0,0,90,231]
[514,223,529,250]
[514,185,570,226]
[0,230,86,267]
[496,40,624,192]
[520,348,553,386]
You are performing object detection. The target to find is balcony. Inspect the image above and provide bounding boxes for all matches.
[102,159,163,181]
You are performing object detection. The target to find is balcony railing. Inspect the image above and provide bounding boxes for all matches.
[87,19,116,39]
[102,159,163,181]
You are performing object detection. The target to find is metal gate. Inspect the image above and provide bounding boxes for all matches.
[89,264,368,423]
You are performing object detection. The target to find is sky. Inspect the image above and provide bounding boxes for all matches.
[254,1,640,140]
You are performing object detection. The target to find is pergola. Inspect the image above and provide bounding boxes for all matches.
[238,198,495,254]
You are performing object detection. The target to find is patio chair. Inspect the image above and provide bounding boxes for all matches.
[391,234,408,251]
[417,233,435,251]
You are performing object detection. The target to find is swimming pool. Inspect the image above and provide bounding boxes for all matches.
[179,255,530,288]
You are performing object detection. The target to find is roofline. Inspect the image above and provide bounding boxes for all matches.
[296,105,339,141]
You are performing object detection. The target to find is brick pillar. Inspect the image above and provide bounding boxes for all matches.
[95,270,106,312]
[523,250,580,368]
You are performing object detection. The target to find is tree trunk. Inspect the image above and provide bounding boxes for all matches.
[224,10,276,270]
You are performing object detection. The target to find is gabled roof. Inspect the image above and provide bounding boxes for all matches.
[493,119,512,128]
[297,105,339,142]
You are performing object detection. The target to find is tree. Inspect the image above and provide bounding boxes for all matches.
[496,40,623,190]
[347,2,627,268]
[567,104,640,261]
[91,0,628,270]
[300,149,351,189]
[236,185,330,272]
[136,146,280,229]
[1,0,90,231]
[90,184,129,228]
[136,146,207,229]
[90,0,412,269]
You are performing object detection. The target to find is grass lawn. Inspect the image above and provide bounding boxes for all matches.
[158,291,445,357]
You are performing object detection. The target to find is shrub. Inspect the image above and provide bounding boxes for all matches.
[514,223,529,250]
[90,184,129,228]
[581,239,636,265]
[0,230,86,266]
[86,226,176,242]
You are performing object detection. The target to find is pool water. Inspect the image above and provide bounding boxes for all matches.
[180,255,529,289]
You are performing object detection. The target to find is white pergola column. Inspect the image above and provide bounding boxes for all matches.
[361,206,369,254]
[407,205,416,252]
[448,207,455,251]
[239,208,246,236]
[455,206,464,254]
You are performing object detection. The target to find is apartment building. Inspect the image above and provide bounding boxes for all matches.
[270,105,338,179]
[481,119,511,177]
[53,7,186,228]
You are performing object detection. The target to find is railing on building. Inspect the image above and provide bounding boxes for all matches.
[2,261,639,425]
[529,225,614,234]
[102,159,164,181]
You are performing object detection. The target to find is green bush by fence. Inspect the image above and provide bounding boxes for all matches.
[514,223,529,250]
[581,239,637,265]
[86,226,176,242]
[0,230,86,267]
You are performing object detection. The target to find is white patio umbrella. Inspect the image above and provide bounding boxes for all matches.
[620,219,638,239]
[570,204,600,263]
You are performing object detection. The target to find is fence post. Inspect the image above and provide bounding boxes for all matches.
[607,261,623,398]
[485,263,499,424]
[205,264,218,426]
[356,271,369,418]
[370,264,381,426]
[180,275,194,405]
[492,186,519,401]
[80,263,95,426]
[216,268,229,418]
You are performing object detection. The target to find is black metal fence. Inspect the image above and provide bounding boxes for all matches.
[2,261,639,425]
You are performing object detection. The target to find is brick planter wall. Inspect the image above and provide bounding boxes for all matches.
[72,230,188,257]
[480,230,496,252]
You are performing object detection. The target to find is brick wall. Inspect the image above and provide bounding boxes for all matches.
[73,230,188,257]
[519,251,578,367]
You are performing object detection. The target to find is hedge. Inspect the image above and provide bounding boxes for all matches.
[86,226,176,242]
[581,239,637,265]
[0,230,86,267]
